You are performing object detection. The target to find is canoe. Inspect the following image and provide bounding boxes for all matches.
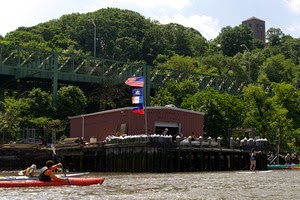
[0,172,90,181]
[0,177,105,187]
[291,167,300,170]
[267,164,295,169]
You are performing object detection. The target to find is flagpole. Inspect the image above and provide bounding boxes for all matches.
[144,65,149,135]
[125,73,147,134]
[144,78,148,135]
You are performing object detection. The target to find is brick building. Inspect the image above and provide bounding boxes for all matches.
[69,106,205,142]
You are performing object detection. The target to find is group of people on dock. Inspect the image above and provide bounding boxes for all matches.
[161,128,197,142]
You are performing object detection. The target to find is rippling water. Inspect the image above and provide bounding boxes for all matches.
[1,170,299,200]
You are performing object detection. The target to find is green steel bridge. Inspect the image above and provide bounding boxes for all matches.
[0,44,259,105]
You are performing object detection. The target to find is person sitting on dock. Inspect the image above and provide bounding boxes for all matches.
[19,164,37,177]
[38,160,65,182]
[191,132,196,141]
[250,148,261,171]
[163,128,168,136]
[178,129,184,138]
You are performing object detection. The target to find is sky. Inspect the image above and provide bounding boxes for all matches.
[1,0,300,40]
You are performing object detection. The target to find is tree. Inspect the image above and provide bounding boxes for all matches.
[266,28,284,46]
[55,86,87,119]
[181,88,245,142]
[113,37,142,61]
[242,49,267,82]
[150,79,198,107]
[150,88,176,107]
[241,83,293,153]
[242,84,269,138]
[85,84,131,112]
[29,117,62,144]
[27,88,53,118]
[252,38,265,50]
[159,54,204,74]
[216,24,253,56]
[1,8,209,65]
[201,54,240,77]
[265,100,292,152]
[161,23,207,57]
[3,29,49,49]
[281,37,300,65]
[0,97,29,142]
[271,82,300,128]
[259,54,300,86]
[265,82,300,152]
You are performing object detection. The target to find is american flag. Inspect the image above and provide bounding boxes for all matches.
[125,76,144,88]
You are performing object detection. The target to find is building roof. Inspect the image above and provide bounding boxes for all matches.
[242,16,265,23]
[69,106,205,119]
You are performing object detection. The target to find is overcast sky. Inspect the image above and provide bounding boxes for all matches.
[1,0,300,40]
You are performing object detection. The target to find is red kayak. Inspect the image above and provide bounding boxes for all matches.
[0,177,105,187]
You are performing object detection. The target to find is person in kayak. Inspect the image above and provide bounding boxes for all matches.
[38,160,65,182]
[19,164,37,177]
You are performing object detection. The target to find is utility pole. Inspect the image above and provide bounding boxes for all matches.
[89,19,96,58]
[241,44,251,78]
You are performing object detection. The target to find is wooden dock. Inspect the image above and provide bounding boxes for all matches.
[53,135,268,172]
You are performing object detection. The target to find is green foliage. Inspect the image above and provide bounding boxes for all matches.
[242,84,269,129]
[241,83,298,153]
[148,80,297,152]
[181,88,245,142]
[59,134,68,143]
[1,8,207,65]
[56,86,87,119]
[150,89,176,106]
[252,39,265,49]
[150,79,198,107]
[0,97,29,141]
[260,54,300,86]
[159,54,204,74]
[271,83,300,129]
[27,88,54,118]
[201,54,240,77]
[281,37,300,65]
[0,86,87,143]
[217,24,253,56]
[266,28,284,46]
[286,129,300,153]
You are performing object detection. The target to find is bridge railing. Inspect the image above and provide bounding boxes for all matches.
[0,44,144,84]
[0,43,272,95]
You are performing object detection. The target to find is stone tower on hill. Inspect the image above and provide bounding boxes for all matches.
[242,16,265,43]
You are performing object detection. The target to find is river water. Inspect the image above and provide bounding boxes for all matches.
[0,170,299,200]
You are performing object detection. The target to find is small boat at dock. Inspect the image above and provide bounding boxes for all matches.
[267,164,295,170]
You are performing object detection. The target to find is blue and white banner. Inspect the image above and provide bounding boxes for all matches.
[132,96,143,104]
[132,88,143,96]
